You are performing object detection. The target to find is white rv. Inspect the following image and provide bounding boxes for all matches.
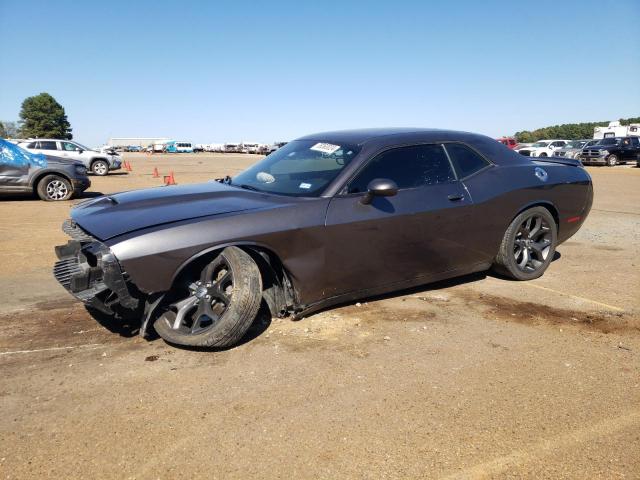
[240,142,260,154]
[594,121,640,139]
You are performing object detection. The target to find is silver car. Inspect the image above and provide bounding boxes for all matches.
[18,139,121,176]
[554,139,599,159]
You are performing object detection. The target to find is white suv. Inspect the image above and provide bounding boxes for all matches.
[18,139,121,175]
[515,140,569,157]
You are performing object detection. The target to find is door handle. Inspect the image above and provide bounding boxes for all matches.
[447,194,464,201]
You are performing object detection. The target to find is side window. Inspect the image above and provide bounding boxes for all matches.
[25,142,37,148]
[444,143,490,179]
[348,144,455,193]
[631,137,639,146]
[38,141,58,150]
[61,142,77,151]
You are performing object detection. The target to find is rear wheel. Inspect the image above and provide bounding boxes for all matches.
[493,207,557,281]
[92,160,109,176]
[154,247,262,348]
[605,154,618,167]
[36,174,73,201]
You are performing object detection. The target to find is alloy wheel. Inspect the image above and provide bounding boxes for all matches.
[46,180,69,200]
[166,256,234,335]
[94,162,108,175]
[513,214,552,273]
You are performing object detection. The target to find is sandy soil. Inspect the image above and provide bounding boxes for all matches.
[0,154,638,479]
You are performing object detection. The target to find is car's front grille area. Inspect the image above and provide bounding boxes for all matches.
[582,149,603,157]
[53,256,83,290]
[62,219,95,242]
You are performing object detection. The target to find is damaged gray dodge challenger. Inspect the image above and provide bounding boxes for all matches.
[54,129,593,348]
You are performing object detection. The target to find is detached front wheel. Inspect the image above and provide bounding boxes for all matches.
[154,247,262,348]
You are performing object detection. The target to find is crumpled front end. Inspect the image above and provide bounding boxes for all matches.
[53,219,141,314]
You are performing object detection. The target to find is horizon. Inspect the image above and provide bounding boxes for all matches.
[1,0,639,146]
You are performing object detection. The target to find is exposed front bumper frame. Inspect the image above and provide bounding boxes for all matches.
[54,238,138,314]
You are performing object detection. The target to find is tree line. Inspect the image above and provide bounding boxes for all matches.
[514,117,640,143]
[1,92,72,139]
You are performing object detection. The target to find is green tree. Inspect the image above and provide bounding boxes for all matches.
[0,122,6,138]
[18,93,72,139]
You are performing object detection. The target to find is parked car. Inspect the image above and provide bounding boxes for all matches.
[515,140,569,157]
[496,137,518,149]
[579,136,640,166]
[164,141,193,153]
[555,139,599,159]
[1,139,90,201]
[125,145,142,153]
[53,128,593,349]
[19,139,121,176]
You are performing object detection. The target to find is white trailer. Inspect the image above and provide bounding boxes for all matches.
[594,121,640,139]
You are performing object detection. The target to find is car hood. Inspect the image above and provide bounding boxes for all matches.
[71,181,291,240]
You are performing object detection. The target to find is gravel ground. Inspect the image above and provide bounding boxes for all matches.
[0,154,638,479]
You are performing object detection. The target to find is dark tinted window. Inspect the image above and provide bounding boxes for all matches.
[445,143,489,178]
[25,142,37,148]
[349,144,455,193]
[37,141,58,150]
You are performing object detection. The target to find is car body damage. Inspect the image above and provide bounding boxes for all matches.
[53,128,593,348]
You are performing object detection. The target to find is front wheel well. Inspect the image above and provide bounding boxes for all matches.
[168,245,296,318]
[90,158,108,166]
[32,171,72,193]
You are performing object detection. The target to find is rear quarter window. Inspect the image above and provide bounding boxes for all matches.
[444,143,490,179]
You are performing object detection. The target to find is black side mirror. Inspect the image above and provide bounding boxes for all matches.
[361,178,398,205]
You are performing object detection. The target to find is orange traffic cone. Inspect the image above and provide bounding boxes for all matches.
[126,161,133,172]
[152,167,160,178]
[164,171,176,186]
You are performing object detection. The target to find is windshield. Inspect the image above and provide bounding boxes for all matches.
[566,140,587,148]
[599,137,620,145]
[531,141,550,147]
[231,140,361,197]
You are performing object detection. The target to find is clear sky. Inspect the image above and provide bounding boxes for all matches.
[1,0,638,146]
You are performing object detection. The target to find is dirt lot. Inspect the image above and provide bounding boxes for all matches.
[1,153,639,479]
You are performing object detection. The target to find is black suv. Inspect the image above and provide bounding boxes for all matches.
[580,136,640,166]
[1,140,91,201]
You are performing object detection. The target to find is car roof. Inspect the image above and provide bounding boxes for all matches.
[296,128,486,146]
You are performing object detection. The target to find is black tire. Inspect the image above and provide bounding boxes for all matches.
[92,159,109,176]
[605,154,618,167]
[154,247,262,348]
[36,174,73,201]
[539,152,548,157]
[493,206,557,281]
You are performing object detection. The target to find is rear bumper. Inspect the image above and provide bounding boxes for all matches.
[53,221,139,314]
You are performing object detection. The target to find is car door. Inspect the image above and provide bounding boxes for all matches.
[323,143,476,298]
[0,152,31,190]
[619,137,638,162]
[60,141,84,161]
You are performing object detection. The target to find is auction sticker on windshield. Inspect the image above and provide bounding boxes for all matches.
[310,143,341,155]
